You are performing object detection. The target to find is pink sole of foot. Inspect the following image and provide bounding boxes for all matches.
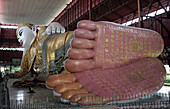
[65,20,164,72]
[74,58,166,105]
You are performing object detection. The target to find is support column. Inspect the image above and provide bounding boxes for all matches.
[67,8,69,31]
[137,0,143,28]
[89,0,92,20]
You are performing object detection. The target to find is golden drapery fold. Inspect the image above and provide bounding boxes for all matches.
[19,29,73,79]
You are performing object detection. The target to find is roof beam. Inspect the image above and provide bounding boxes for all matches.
[111,11,123,18]
[94,0,133,20]
[101,0,124,18]
[156,0,170,17]
[157,18,170,37]
[123,4,136,12]
[92,9,113,21]
[116,0,136,13]
[143,0,157,9]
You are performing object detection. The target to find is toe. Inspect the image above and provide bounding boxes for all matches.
[70,93,95,104]
[68,48,94,59]
[77,20,97,30]
[79,95,106,105]
[74,29,97,39]
[71,38,95,49]
[45,73,75,89]
[61,88,88,101]
[54,82,82,95]
[65,59,95,72]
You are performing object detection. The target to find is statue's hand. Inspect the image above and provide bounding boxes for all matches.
[46,22,65,35]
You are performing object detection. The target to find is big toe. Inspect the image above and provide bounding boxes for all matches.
[45,73,75,89]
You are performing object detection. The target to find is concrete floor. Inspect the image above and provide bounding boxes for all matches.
[8,79,79,108]
[8,79,118,109]
[7,79,170,109]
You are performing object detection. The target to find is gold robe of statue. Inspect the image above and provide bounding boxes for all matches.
[14,23,73,87]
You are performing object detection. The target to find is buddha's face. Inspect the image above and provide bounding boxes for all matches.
[17,27,35,48]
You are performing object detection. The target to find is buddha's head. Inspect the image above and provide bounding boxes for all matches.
[16,23,35,48]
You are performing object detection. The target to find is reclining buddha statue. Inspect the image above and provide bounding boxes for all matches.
[45,20,166,105]
[13,22,74,87]
[13,19,166,105]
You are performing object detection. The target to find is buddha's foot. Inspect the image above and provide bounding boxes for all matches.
[46,58,166,105]
[65,20,164,72]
